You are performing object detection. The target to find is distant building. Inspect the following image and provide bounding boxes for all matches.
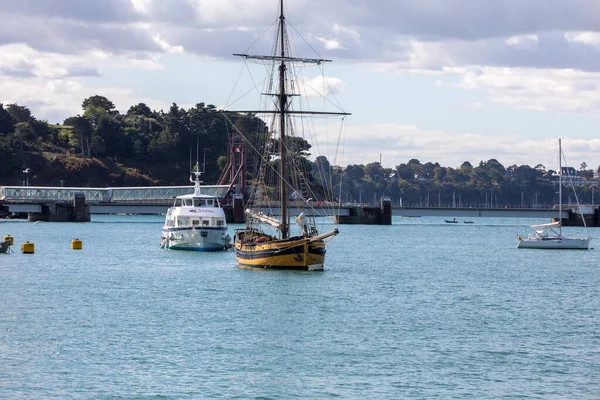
[552,167,587,186]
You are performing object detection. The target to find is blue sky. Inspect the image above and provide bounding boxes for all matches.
[2,0,600,170]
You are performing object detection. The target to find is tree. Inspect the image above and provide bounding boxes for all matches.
[6,104,32,123]
[217,155,228,171]
[64,115,92,157]
[365,162,384,181]
[460,161,473,170]
[534,164,546,172]
[82,95,115,111]
[581,162,588,171]
[127,103,153,118]
[0,104,16,135]
[395,163,413,181]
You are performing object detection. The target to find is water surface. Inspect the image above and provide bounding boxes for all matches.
[1,216,599,398]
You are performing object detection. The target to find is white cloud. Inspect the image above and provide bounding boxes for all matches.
[456,66,600,114]
[316,37,344,50]
[0,76,171,123]
[505,34,539,49]
[564,31,600,46]
[320,122,600,169]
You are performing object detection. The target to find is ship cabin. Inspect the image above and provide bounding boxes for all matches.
[164,195,226,229]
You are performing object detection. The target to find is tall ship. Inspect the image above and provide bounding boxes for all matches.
[229,0,350,270]
[160,167,231,251]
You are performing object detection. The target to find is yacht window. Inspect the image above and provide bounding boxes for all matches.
[206,199,214,207]
[192,219,199,226]
[202,220,209,226]
[217,220,224,226]
[193,199,201,207]
[178,218,189,227]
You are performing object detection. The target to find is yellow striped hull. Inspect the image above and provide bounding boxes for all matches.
[234,232,327,270]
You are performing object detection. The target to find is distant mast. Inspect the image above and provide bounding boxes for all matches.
[558,138,562,237]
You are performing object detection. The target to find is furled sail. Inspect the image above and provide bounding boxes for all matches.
[530,221,560,229]
[246,209,283,230]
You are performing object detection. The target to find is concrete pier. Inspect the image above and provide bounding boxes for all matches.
[28,194,90,222]
[334,197,392,225]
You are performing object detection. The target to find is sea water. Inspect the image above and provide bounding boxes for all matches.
[1,216,599,399]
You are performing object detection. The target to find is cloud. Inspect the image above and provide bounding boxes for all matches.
[565,31,600,46]
[455,66,600,114]
[0,44,102,79]
[0,76,172,123]
[320,122,600,169]
[2,0,600,126]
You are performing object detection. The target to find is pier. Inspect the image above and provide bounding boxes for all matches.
[2,186,598,226]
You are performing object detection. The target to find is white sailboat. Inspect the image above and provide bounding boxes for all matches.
[517,138,592,250]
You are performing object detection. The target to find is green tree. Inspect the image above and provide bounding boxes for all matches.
[0,104,16,135]
[6,104,32,123]
[82,95,115,111]
[127,103,153,118]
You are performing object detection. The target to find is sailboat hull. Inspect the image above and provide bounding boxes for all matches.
[234,233,327,270]
[517,237,591,250]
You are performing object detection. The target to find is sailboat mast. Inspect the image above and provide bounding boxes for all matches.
[278,0,288,239]
[558,138,562,236]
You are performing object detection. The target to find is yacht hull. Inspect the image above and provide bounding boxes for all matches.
[161,227,230,251]
[234,232,327,270]
[517,237,591,250]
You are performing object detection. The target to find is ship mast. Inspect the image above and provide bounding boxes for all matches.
[232,0,351,239]
[278,0,288,238]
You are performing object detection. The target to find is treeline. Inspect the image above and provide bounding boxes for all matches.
[332,158,597,208]
[0,96,597,206]
[0,96,266,186]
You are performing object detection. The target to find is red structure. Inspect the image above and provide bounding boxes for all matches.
[217,128,246,202]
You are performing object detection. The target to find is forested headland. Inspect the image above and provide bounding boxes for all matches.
[0,95,597,208]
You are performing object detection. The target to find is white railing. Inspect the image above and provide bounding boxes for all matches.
[0,185,230,203]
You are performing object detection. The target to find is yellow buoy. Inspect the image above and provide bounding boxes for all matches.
[3,235,14,246]
[21,241,34,254]
[72,239,82,250]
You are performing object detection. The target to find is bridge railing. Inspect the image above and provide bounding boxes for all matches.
[0,185,231,203]
[0,187,107,202]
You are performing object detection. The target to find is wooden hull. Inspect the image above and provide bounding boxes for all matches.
[234,232,327,270]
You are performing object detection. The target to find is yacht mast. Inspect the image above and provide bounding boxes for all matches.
[558,138,562,237]
[278,0,288,239]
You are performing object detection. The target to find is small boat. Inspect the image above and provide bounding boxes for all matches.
[445,218,458,224]
[463,221,474,224]
[160,166,231,251]
[517,138,592,250]
[0,240,10,254]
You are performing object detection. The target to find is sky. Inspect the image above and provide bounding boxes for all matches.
[2,0,600,170]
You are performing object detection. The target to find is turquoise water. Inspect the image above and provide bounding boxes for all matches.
[1,216,599,399]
